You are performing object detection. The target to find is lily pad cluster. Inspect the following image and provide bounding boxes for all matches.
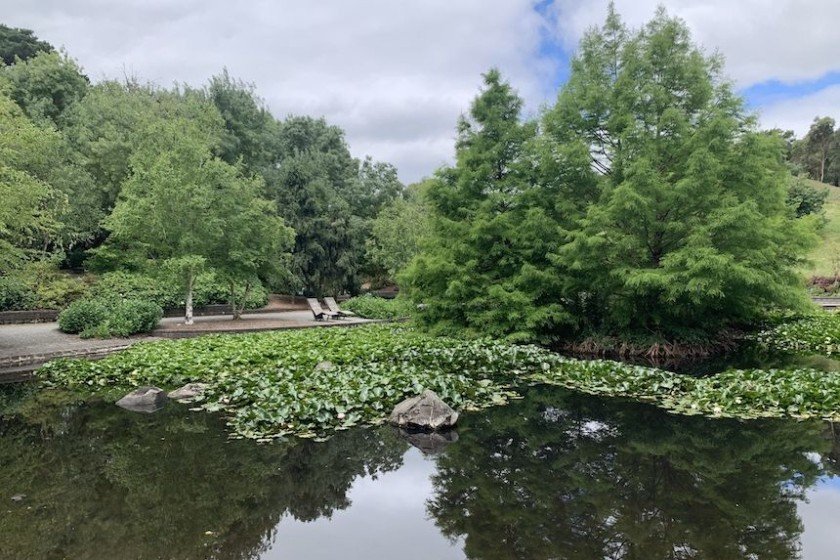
[40,326,527,440]
[754,313,840,356]
[39,324,840,441]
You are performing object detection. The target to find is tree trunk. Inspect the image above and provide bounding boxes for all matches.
[185,272,195,325]
[234,282,251,320]
[229,281,239,321]
[821,155,826,183]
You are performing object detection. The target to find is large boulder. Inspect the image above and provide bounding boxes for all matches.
[388,389,459,431]
[116,387,167,413]
[168,383,209,402]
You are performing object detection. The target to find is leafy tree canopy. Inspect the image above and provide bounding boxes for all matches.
[0,24,53,65]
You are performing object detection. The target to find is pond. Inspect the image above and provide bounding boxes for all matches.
[2,381,840,559]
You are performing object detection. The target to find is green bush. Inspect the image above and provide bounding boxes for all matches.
[90,271,268,310]
[58,299,109,333]
[33,275,90,309]
[0,277,37,311]
[59,298,162,338]
[341,294,413,319]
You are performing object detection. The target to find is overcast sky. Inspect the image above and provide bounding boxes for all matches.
[3,0,839,182]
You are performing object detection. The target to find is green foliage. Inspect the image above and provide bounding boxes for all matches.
[553,8,815,337]
[39,322,840,441]
[367,184,430,280]
[40,326,520,439]
[0,92,63,270]
[103,108,290,319]
[341,294,413,319]
[787,175,829,218]
[0,50,88,124]
[263,116,403,295]
[58,297,162,338]
[89,270,268,310]
[402,69,572,342]
[57,298,107,333]
[0,24,54,65]
[0,276,36,310]
[205,69,278,172]
[405,8,816,343]
[755,312,840,356]
[791,116,839,184]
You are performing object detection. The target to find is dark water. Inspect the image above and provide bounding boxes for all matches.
[596,344,840,376]
[2,385,840,560]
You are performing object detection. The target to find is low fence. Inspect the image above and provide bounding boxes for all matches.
[0,310,59,324]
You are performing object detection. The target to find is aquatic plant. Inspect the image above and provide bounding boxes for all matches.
[39,324,840,440]
[755,312,840,356]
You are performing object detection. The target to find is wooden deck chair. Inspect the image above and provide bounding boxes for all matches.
[307,298,339,321]
[324,296,356,318]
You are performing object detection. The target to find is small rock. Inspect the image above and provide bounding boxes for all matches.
[314,361,334,372]
[399,428,458,456]
[168,383,209,402]
[116,386,167,413]
[388,389,459,431]
[10,494,25,503]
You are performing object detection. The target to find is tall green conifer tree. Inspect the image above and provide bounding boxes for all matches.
[548,6,815,338]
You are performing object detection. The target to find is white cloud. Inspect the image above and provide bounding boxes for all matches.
[2,0,554,183]
[550,0,840,87]
[5,1,840,180]
[758,84,840,135]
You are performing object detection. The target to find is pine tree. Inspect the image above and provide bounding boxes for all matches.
[402,70,571,341]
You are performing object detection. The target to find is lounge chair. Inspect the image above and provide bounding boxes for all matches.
[324,296,356,318]
[307,298,339,321]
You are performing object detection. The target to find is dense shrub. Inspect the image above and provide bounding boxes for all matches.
[59,298,162,338]
[90,271,268,310]
[341,294,413,319]
[33,275,90,309]
[0,267,90,311]
[0,277,37,311]
[58,299,108,333]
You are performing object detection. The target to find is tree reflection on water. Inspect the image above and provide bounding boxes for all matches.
[0,389,407,560]
[0,385,837,560]
[428,389,834,560]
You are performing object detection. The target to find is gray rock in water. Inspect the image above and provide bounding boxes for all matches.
[116,386,167,413]
[314,360,334,372]
[399,428,459,455]
[388,389,459,431]
[168,382,209,402]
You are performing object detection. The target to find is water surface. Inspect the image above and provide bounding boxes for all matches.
[1,384,839,559]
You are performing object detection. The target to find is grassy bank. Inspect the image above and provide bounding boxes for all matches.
[36,315,840,441]
[804,179,840,277]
